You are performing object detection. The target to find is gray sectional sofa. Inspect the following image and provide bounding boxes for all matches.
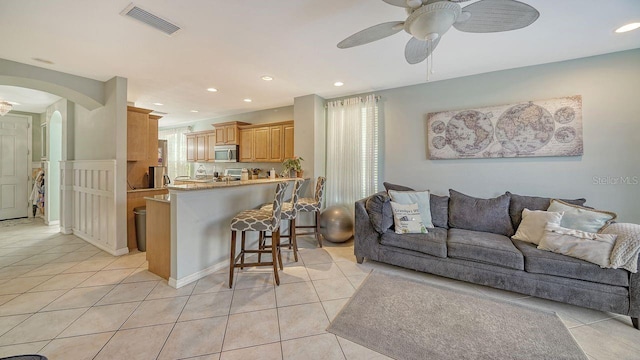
[354,186,640,329]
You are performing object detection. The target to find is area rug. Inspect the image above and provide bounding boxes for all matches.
[327,272,587,360]
[0,218,33,228]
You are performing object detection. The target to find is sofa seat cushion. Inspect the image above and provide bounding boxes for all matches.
[447,228,524,270]
[380,228,448,258]
[512,239,629,287]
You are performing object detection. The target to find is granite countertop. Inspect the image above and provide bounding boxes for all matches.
[127,187,168,193]
[168,177,303,191]
[145,194,170,203]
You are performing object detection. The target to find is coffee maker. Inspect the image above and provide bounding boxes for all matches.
[149,166,169,188]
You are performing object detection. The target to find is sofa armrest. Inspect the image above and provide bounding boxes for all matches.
[355,197,382,262]
[629,253,640,318]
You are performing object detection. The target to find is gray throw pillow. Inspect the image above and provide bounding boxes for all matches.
[383,182,414,192]
[448,190,514,237]
[506,192,586,230]
[430,194,449,229]
[365,191,394,234]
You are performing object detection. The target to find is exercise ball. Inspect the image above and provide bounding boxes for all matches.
[320,206,354,243]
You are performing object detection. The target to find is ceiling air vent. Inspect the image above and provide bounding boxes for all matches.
[121,3,181,36]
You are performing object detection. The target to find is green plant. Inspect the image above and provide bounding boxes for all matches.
[282,156,304,172]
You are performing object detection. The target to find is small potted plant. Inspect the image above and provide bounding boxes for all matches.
[282,156,304,178]
[251,168,261,180]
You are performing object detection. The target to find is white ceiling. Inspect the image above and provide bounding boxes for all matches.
[0,0,639,126]
[0,86,61,113]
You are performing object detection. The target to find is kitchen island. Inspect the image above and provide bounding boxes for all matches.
[146,178,298,288]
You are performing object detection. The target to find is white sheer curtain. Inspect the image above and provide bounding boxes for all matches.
[159,126,192,181]
[326,94,380,213]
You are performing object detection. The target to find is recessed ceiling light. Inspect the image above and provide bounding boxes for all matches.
[153,102,164,106]
[615,22,640,33]
[334,81,344,87]
[207,87,218,92]
[261,75,274,81]
[190,110,198,113]
[244,98,252,103]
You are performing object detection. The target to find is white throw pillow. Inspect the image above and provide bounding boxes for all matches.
[538,223,618,268]
[390,202,428,235]
[512,209,564,245]
[547,199,616,233]
[388,190,434,228]
[601,223,640,273]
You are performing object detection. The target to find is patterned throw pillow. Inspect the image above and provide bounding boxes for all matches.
[547,199,616,233]
[388,190,434,228]
[390,202,427,235]
[602,223,640,273]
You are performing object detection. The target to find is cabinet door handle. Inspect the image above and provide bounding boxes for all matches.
[228,149,231,160]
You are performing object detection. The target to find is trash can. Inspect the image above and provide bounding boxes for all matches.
[133,206,147,252]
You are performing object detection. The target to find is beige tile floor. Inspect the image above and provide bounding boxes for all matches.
[0,218,638,359]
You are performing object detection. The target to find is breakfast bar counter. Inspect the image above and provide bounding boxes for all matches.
[147,178,298,288]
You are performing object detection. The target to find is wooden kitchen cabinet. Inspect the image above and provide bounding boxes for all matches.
[206,132,216,160]
[127,106,153,161]
[253,127,270,162]
[284,123,294,160]
[186,135,196,161]
[185,130,216,162]
[238,120,294,163]
[269,125,283,162]
[212,121,250,145]
[239,128,254,162]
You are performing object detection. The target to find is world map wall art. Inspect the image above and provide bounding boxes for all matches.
[427,95,583,160]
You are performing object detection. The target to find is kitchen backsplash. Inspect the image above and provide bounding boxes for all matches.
[188,162,285,178]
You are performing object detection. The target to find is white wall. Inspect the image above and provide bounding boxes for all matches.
[328,49,640,222]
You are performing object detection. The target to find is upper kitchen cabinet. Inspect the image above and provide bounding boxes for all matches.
[283,122,294,159]
[185,130,215,162]
[212,121,250,145]
[127,106,153,161]
[238,121,293,163]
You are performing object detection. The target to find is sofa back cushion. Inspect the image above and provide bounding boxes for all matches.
[448,189,514,237]
[365,192,394,234]
[383,182,414,192]
[430,194,449,229]
[507,192,586,230]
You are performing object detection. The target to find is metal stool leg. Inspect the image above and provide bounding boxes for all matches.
[240,231,246,269]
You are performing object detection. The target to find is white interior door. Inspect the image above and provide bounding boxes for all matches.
[0,115,29,220]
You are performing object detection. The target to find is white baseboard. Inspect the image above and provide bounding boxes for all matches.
[72,230,129,256]
[60,226,73,234]
[168,260,229,289]
[45,220,60,226]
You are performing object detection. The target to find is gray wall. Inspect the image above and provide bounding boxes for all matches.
[333,49,640,222]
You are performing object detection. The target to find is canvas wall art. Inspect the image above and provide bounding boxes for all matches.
[427,95,583,159]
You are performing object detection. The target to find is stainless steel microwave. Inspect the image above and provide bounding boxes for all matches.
[213,145,239,162]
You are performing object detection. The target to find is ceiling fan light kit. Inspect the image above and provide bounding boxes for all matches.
[0,100,13,116]
[338,0,539,78]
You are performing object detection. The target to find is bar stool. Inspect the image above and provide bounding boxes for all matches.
[229,182,287,288]
[294,177,326,247]
[259,180,304,265]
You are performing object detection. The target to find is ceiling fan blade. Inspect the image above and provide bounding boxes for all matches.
[382,0,411,7]
[337,21,405,49]
[404,36,440,64]
[453,0,539,33]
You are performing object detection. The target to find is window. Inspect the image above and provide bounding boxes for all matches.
[159,126,192,180]
[326,94,380,213]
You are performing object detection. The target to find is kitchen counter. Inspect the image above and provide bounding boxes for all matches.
[157,177,304,288]
[168,177,301,191]
[127,187,168,193]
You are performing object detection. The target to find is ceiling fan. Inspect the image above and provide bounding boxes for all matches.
[337,0,540,66]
